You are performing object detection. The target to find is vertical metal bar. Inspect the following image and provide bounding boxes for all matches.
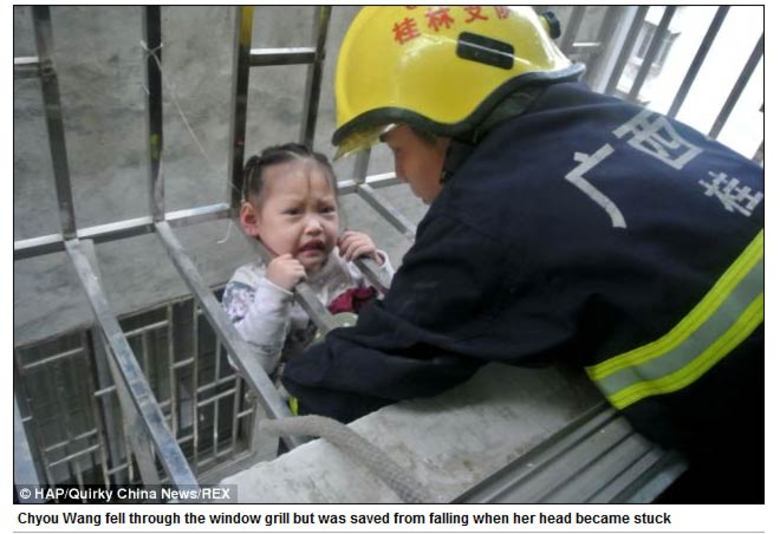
[64,239,199,488]
[667,6,729,119]
[604,6,649,96]
[96,328,161,487]
[242,233,343,332]
[582,7,627,89]
[626,7,677,103]
[559,6,586,56]
[14,396,45,501]
[77,333,111,489]
[709,34,763,139]
[60,350,88,491]
[214,334,222,383]
[53,351,82,486]
[191,302,200,471]
[143,6,164,221]
[167,305,178,438]
[15,350,60,491]
[141,332,151,378]
[753,141,764,166]
[89,327,127,485]
[351,149,371,185]
[299,6,332,146]
[212,398,220,458]
[31,6,77,239]
[230,375,242,455]
[227,7,254,209]
[155,222,305,450]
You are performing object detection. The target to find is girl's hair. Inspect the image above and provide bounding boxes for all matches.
[242,143,337,204]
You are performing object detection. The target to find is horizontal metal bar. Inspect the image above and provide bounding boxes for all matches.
[250,47,317,66]
[195,374,238,396]
[571,42,602,50]
[167,202,233,226]
[40,429,99,454]
[14,202,232,260]
[337,173,401,195]
[154,221,305,450]
[356,184,417,241]
[19,346,84,371]
[196,387,238,408]
[124,319,169,338]
[11,173,400,261]
[93,385,117,397]
[14,56,40,79]
[78,216,155,243]
[171,358,195,369]
[47,443,102,469]
[13,233,64,259]
[64,238,199,488]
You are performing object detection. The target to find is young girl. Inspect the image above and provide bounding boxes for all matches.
[222,143,394,377]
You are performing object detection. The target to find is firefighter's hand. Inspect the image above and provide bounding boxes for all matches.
[266,254,306,291]
[338,231,383,264]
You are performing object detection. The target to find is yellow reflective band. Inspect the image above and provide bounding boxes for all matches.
[288,396,299,416]
[608,294,762,409]
[586,230,763,409]
[587,230,763,381]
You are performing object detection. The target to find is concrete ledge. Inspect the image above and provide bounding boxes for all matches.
[221,363,602,503]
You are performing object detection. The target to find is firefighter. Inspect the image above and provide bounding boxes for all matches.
[281,7,764,502]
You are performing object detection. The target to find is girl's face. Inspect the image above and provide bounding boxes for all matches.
[242,159,339,273]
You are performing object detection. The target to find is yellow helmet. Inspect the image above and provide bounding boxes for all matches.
[332,6,584,158]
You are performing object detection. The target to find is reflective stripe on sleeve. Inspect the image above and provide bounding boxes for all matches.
[586,230,763,410]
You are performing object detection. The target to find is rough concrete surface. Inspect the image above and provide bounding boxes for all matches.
[221,363,602,503]
[13,6,424,346]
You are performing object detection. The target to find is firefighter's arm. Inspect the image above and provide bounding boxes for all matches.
[281,214,505,422]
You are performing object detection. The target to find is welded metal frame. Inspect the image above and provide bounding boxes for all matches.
[454,404,687,503]
[626,6,677,102]
[709,33,764,138]
[13,5,765,493]
[604,6,650,97]
[559,6,586,56]
[31,6,77,240]
[300,6,331,146]
[65,238,199,489]
[667,6,730,119]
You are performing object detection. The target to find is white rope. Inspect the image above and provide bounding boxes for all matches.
[259,415,434,503]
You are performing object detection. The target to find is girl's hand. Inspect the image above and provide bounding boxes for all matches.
[266,254,306,290]
[338,231,383,264]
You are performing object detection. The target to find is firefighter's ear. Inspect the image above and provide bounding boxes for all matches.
[240,201,260,237]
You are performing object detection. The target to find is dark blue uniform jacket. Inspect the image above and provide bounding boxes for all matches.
[282,82,763,460]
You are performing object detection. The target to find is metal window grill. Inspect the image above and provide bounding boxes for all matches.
[13,6,764,501]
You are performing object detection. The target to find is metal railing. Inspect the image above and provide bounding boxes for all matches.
[13,6,764,497]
